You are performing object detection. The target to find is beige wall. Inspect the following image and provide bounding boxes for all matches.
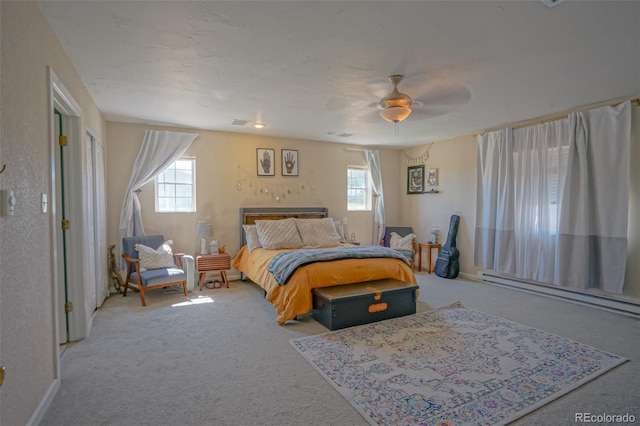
[0,2,106,425]
[106,122,403,265]
[400,136,479,277]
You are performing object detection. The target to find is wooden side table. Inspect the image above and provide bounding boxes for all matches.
[196,253,231,290]
[418,243,441,274]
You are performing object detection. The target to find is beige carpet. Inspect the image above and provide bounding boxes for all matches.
[40,274,639,425]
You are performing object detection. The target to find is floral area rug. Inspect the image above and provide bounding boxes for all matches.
[290,303,626,426]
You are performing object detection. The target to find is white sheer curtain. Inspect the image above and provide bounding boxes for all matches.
[366,150,385,244]
[475,101,631,293]
[556,101,631,293]
[118,130,198,249]
[474,128,515,274]
[512,120,569,283]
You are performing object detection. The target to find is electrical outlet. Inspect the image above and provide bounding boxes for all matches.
[343,217,347,224]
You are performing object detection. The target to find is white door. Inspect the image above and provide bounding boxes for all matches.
[87,131,108,308]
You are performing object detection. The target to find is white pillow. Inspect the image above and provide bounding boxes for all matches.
[296,218,342,248]
[255,218,304,250]
[390,232,415,251]
[333,219,347,243]
[135,241,176,271]
[242,224,263,252]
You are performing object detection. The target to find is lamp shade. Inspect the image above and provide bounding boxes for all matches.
[379,106,412,123]
[196,222,213,238]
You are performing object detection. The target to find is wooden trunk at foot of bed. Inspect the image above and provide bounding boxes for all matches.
[312,279,418,330]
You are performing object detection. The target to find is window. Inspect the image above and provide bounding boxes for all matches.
[155,157,196,212]
[347,166,372,211]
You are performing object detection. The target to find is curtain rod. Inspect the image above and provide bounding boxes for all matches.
[478,97,640,135]
[344,147,368,152]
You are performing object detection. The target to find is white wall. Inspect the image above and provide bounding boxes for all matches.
[0,2,106,425]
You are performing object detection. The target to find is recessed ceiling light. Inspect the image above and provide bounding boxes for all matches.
[253,122,266,129]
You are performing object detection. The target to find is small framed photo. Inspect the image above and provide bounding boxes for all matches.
[407,165,425,194]
[281,149,298,176]
[257,148,275,176]
[427,168,438,187]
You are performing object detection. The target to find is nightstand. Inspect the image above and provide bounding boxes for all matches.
[418,243,441,274]
[195,253,231,290]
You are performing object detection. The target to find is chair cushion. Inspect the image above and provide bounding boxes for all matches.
[131,267,186,287]
[135,242,176,271]
[390,232,415,251]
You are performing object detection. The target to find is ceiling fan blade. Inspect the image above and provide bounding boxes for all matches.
[326,96,350,111]
[414,84,472,107]
[367,80,394,99]
[406,107,450,120]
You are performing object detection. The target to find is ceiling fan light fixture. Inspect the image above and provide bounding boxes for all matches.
[379,105,412,123]
[377,75,413,123]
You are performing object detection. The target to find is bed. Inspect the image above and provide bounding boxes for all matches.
[233,207,416,325]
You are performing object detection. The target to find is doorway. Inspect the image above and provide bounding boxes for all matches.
[50,69,102,350]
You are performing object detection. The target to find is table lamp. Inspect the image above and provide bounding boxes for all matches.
[196,222,213,254]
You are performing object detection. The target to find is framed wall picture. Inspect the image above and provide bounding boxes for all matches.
[281,149,298,176]
[257,148,275,176]
[427,168,438,187]
[407,165,425,194]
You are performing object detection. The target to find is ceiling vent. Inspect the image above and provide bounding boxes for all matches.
[231,119,248,126]
[338,133,353,138]
[539,0,565,8]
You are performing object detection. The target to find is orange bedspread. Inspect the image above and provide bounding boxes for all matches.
[233,245,416,325]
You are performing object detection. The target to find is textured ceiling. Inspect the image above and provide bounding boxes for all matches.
[38,1,640,148]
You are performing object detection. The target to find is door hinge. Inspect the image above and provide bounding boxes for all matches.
[64,301,73,313]
[59,135,67,147]
[61,219,70,231]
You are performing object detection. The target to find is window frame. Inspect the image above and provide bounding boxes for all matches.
[347,165,372,211]
[155,156,197,213]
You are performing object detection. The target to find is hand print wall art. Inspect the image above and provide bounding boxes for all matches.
[257,148,275,176]
[281,149,298,176]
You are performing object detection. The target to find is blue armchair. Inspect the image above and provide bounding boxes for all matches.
[380,226,416,270]
[122,235,194,306]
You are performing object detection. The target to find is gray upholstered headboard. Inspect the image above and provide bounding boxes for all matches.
[238,207,329,247]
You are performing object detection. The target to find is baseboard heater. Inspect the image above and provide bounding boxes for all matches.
[477,271,640,317]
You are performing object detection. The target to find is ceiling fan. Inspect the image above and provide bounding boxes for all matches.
[377,74,417,123]
[371,72,472,127]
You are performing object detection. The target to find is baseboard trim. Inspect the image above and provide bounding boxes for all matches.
[27,378,60,426]
[477,271,640,318]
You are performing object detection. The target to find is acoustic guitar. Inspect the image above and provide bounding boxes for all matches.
[434,215,460,279]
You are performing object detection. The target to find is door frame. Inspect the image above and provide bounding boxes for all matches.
[49,69,89,347]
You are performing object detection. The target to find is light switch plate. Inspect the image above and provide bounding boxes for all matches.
[42,193,48,213]
[0,190,16,216]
